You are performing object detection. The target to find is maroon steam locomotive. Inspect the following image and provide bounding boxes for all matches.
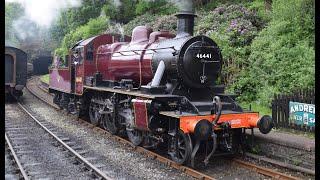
[49,1,273,167]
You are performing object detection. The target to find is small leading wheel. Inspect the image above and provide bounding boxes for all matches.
[127,129,143,146]
[102,113,118,135]
[231,128,245,155]
[89,102,100,126]
[169,130,192,165]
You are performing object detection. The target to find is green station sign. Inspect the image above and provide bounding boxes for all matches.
[289,101,315,127]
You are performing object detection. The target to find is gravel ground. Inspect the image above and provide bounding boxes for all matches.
[5,103,93,179]
[253,138,315,170]
[21,86,193,180]
[196,156,269,180]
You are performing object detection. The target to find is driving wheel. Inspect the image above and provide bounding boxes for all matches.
[102,112,118,134]
[89,101,100,126]
[169,130,192,165]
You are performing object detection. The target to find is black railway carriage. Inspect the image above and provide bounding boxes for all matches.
[5,46,28,98]
[32,56,53,75]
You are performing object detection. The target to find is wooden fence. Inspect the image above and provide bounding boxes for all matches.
[271,88,315,132]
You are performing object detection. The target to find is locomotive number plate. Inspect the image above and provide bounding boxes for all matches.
[196,53,212,59]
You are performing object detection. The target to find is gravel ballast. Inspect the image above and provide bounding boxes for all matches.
[5,103,93,179]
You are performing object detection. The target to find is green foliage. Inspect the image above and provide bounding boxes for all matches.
[50,0,106,44]
[135,0,177,16]
[123,13,177,36]
[239,101,272,116]
[103,0,176,24]
[41,74,50,84]
[246,0,271,22]
[198,0,251,11]
[135,0,150,15]
[120,0,138,23]
[123,13,156,35]
[151,14,177,33]
[232,0,315,106]
[103,0,137,24]
[56,16,110,57]
[102,2,118,21]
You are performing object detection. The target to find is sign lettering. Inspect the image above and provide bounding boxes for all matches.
[289,101,315,127]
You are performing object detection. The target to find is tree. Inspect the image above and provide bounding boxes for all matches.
[5,2,24,46]
[50,0,106,45]
[55,16,111,57]
[232,0,315,105]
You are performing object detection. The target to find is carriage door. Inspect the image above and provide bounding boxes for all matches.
[5,53,15,86]
[73,46,85,95]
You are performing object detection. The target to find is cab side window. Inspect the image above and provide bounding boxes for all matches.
[65,55,69,67]
[86,43,94,61]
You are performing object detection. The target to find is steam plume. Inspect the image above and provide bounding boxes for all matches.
[5,0,81,27]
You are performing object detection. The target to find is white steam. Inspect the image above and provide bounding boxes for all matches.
[12,17,39,40]
[169,0,194,12]
[5,0,81,27]
[112,0,122,8]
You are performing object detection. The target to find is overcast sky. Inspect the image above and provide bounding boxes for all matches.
[5,0,81,27]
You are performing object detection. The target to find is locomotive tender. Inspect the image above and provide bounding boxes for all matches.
[5,46,27,98]
[49,0,273,167]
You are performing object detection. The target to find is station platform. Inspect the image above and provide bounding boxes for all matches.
[247,128,315,151]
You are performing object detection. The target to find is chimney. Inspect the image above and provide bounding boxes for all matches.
[175,0,196,37]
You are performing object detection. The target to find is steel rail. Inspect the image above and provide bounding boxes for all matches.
[232,159,301,180]
[245,152,315,176]
[16,102,113,180]
[5,133,30,180]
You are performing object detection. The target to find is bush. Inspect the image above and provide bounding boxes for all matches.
[195,4,265,86]
[123,13,177,36]
[103,0,137,24]
[55,16,110,57]
[135,0,177,16]
[123,13,156,35]
[151,14,177,33]
[232,0,315,106]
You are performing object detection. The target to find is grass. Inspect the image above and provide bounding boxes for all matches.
[273,127,315,139]
[239,101,272,116]
[41,74,49,84]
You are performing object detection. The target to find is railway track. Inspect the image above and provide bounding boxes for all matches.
[26,76,303,180]
[5,133,29,180]
[5,102,114,180]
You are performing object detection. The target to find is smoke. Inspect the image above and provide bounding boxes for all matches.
[5,0,81,27]
[169,0,194,12]
[12,17,39,40]
[112,0,122,8]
